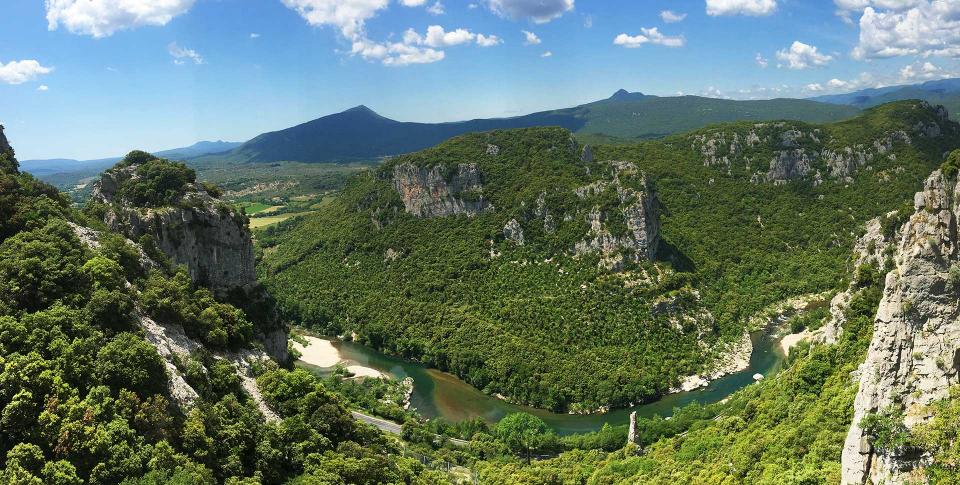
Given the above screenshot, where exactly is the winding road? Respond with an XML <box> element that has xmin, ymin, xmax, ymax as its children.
<box><xmin>351</xmin><ymin>411</ymin><xmax>470</xmax><ymax>447</ymax></box>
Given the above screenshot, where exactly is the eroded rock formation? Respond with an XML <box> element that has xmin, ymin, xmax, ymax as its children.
<box><xmin>841</xmin><ymin>169</ymin><xmax>960</xmax><ymax>483</ymax></box>
<box><xmin>392</xmin><ymin>162</ymin><xmax>492</xmax><ymax>218</ymax></box>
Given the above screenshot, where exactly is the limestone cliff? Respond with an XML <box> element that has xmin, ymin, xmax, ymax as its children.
<box><xmin>392</xmin><ymin>162</ymin><xmax>492</xmax><ymax>218</ymax></box>
<box><xmin>91</xmin><ymin>161</ymin><xmax>289</xmax><ymax>363</ymax></box>
<box><xmin>574</xmin><ymin>161</ymin><xmax>660</xmax><ymax>269</ymax></box>
<box><xmin>841</xmin><ymin>168</ymin><xmax>960</xmax><ymax>484</ymax></box>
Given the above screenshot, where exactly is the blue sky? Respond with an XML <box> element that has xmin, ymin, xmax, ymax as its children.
<box><xmin>1</xmin><ymin>0</ymin><xmax>959</xmax><ymax>160</ymax></box>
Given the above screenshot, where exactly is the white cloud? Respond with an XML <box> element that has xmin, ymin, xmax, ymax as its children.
<box><xmin>827</xmin><ymin>78</ymin><xmax>850</xmax><ymax>89</ymax></box>
<box><xmin>701</xmin><ymin>86</ymin><xmax>728</xmax><ymax>98</ymax></box>
<box><xmin>660</xmin><ymin>10</ymin><xmax>687</xmax><ymax>23</ymax></box>
<box><xmin>280</xmin><ymin>0</ymin><xmax>389</xmax><ymax>39</ymax></box>
<box><xmin>583</xmin><ymin>14</ymin><xmax>593</xmax><ymax>28</ymax></box>
<box><xmin>899</xmin><ymin>61</ymin><xmax>956</xmax><ymax>82</ymax></box>
<box><xmin>541</xmin><ymin>51</ymin><xmax>553</xmax><ymax>57</ymax></box>
<box><xmin>775</xmin><ymin>41</ymin><xmax>833</xmax><ymax>69</ymax></box>
<box><xmin>805</xmin><ymin>83</ymin><xmax>824</xmax><ymax>92</ymax></box>
<box><xmin>250</xmin><ymin>33</ymin><xmax>261</xmax><ymax>39</ymax></box>
<box><xmin>37</xmin><ymin>85</ymin><xmax>50</xmax><ymax>92</ymax></box>
<box><xmin>614</xmin><ymin>27</ymin><xmax>685</xmax><ymax>48</ymax></box>
<box><xmin>425</xmin><ymin>26</ymin><xmax>476</xmax><ymax>47</ymax></box>
<box><xmin>487</xmin><ymin>0</ymin><xmax>574</xmax><ymax>23</ymax></box>
<box><xmin>400</xmin><ymin>0</ymin><xmax>427</xmax><ymax>5</ymax></box>
<box><xmin>45</xmin><ymin>0</ymin><xmax>195</xmax><ymax>37</ymax></box>
<box><xmin>168</xmin><ymin>42</ymin><xmax>204</xmax><ymax>65</ymax></box>
<box><xmin>755</xmin><ymin>53</ymin><xmax>768</xmax><ymax>67</ymax></box>
<box><xmin>522</xmin><ymin>30</ymin><xmax>541</xmax><ymax>45</ymax></box>
<box><xmin>476</xmin><ymin>34</ymin><xmax>502</xmax><ymax>47</ymax></box>
<box><xmin>427</xmin><ymin>1</ymin><xmax>445</xmax><ymax>15</ymax></box>
<box><xmin>0</xmin><ymin>60</ymin><xmax>54</xmax><ymax>85</ymax></box>
<box><xmin>847</xmin><ymin>2</ymin><xmax>960</xmax><ymax>59</ymax></box>
<box><xmin>705</xmin><ymin>0</ymin><xmax>777</xmax><ymax>16</ymax></box>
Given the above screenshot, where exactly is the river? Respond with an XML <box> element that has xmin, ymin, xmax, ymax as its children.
<box><xmin>296</xmin><ymin>328</ymin><xmax>786</xmax><ymax>435</ymax></box>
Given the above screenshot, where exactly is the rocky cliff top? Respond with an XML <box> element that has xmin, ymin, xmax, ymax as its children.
<box><xmin>0</xmin><ymin>124</ymin><xmax>12</xmax><ymax>156</ymax></box>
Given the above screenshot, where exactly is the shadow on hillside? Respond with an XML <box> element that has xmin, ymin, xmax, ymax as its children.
<box><xmin>657</xmin><ymin>238</ymin><xmax>696</xmax><ymax>273</ymax></box>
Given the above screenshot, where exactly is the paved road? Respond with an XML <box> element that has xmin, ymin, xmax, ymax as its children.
<box><xmin>351</xmin><ymin>411</ymin><xmax>470</xmax><ymax>447</ymax></box>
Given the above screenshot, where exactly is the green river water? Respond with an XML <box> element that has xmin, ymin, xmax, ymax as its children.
<box><xmin>298</xmin><ymin>328</ymin><xmax>786</xmax><ymax>435</ymax></box>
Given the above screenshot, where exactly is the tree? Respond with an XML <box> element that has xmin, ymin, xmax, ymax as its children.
<box><xmin>495</xmin><ymin>412</ymin><xmax>549</xmax><ymax>463</ymax></box>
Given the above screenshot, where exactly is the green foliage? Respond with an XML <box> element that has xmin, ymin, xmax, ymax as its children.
<box><xmin>860</xmin><ymin>408</ymin><xmax>912</xmax><ymax>453</ymax></box>
<box><xmin>914</xmin><ymin>387</ymin><xmax>960</xmax><ymax>482</ymax></box>
<box><xmin>495</xmin><ymin>413</ymin><xmax>550</xmax><ymax>463</ymax></box>
<box><xmin>115</xmin><ymin>155</ymin><xmax>197</xmax><ymax>207</ymax></box>
<box><xmin>943</xmin><ymin>149</ymin><xmax>960</xmax><ymax>180</ymax></box>
<box><xmin>139</xmin><ymin>269</ymin><xmax>253</xmax><ymax>349</ymax></box>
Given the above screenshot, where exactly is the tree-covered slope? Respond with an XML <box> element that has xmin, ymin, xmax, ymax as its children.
<box><xmin>0</xmin><ymin>128</ymin><xmax>443</xmax><ymax>484</ymax></box>
<box><xmin>258</xmin><ymin>100</ymin><xmax>960</xmax><ymax>414</ymax></box>
<box><xmin>216</xmin><ymin>94</ymin><xmax>859</xmax><ymax>164</ymax></box>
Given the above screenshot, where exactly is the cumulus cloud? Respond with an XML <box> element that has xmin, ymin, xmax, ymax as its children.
<box><xmin>755</xmin><ymin>53</ymin><xmax>769</xmax><ymax>67</ymax></box>
<box><xmin>359</xmin><ymin>25</ymin><xmax>500</xmax><ymax>66</ymax></box>
<box><xmin>250</xmin><ymin>33</ymin><xmax>261</xmax><ymax>39</ymax></box>
<box><xmin>827</xmin><ymin>78</ymin><xmax>850</xmax><ymax>89</ymax></box>
<box><xmin>614</xmin><ymin>27</ymin><xmax>685</xmax><ymax>48</ymax></box>
<box><xmin>541</xmin><ymin>51</ymin><xmax>553</xmax><ymax>57</ymax></box>
<box><xmin>45</xmin><ymin>0</ymin><xmax>195</xmax><ymax>37</ymax></box>
<box><xmin>280</xmin><ymin>0</ymin><xmax>389</xmax><ymax>39</ymax></box>
<box><xmin>168</xmin><ymin>42</ymin><xmax>204</xmax><ymax>65</ymax></box>
<box><xmin>427</xmin><ymin>1</ymin><xmax>445</xmax><ymax>14</ymax></box>
<box><xmin>38</xmin><ymin>85</ymin><xmax>50</xmax><ymax>92</ymax></box>
<box><xmin>0</xmin><ymin>60</ymin><xmax>54</xmax><ymax>85</ymax></box>
<box><xmin>486</xmin><ymin>0</ymin><xmax>574</xmax><ymax>23</ymax></box>
<box><xmin>403</xmin><ymin>25</ymin><xmax>501</xmax><ymax>48</ymax></box>
<box><xmin>805</xmin><ymin>83</ymin><xmax>824</xmax><ymax>92</ymax></box>
<box><xmin>476</xmin><ymin>34</ymin><xmax>502</xmax><ymax>47</ymax></box>
<box><xmin>775</xmin><ymin>41</ymin><xmax>832</xmax><ymax>69</ymax></box>
<box><xmin>400</xmin><ymin>0</ymin><xmax>427</xmax><ymax>5</ymax></box>
<box><xmin>845</xmin><ymin>1</ymin><xmax>960</xmax><ymax>59</ymax></box>
<box><xmin>522</xmin><ymin>30</ymin><xmax>541</xmax><ymax>45</ymax></box>
<box><xmin>660</xmin><ymin>10</ymin><xmax>687</xmax><ymax>22</ymax></box>
<box><xmin>899</xmin><ymin>61</ymin><xmax>957</xmax><ymax>82</ymax></box>
<box><xmin>705</xmin><ymin>0</ymin><xmax>777</xmax><ymax>16</ymax></box>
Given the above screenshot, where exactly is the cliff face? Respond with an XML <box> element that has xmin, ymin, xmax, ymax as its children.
<box><xmin>91</xmin><ymin>162</ymin><xmax>288</xmax><ymax>363</ymax></box>
<box><xmin>842</xmin><ymin>169</ymin><xmax>960</xmax><ymax>484</ymax></box>
<box><xmin>574</xmin><ymin>161</ymin><xmax>660</xmax><ymax>269</ymax></box>
<box><xmin>392</xmin><ymin>162</ymin><xmax>492</xmax><ymax>218</ymax></box>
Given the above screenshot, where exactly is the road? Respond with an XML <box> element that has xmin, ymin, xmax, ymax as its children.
<box><xmin>351</xmin><ymin>411</ymin><xmax>470</xmax><ymax>447</ymax></box>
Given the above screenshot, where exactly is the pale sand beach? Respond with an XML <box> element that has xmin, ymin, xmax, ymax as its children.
<box><xmin>779</xmin><ymin>330</ymin><xmax>810</xmax><ymax>355</ymax></box>
<box><xmin>293</xmin><ymin>336</ymin><xmax>384</xmax><ymax>378</ymax></box>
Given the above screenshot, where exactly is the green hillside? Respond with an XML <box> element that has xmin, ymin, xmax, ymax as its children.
<box><xmin>258</xmin><ymin>100</ymin><xmax>959</xmax><ymax>413</ymax></box>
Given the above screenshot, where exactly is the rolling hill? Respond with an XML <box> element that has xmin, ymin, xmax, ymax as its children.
<box><xmin>213</xmin><ymin>92</ymin><xmax>860</xmax><ymax>164</ymax></box>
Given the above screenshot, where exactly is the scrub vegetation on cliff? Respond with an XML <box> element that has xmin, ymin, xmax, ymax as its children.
<box><xmin>259</xmin><ymin>100</ymin><xmax>960</xmax><ymax>413</ymax></box>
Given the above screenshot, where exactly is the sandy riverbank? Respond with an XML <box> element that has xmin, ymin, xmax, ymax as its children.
<box><xmin>293</xmin><ymin>336</ymin><xmax>384</xmax><ymax>378</ymax></box>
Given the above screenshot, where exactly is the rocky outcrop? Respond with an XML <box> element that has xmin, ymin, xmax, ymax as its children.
<box><xmin>670</xmin><ymin>330</ymin><xmax>752</xmax><ymax>393</ymax></box>
<box><xmin>693</xmin><ymin>103</ymin><xmax>955</xmax><ymax>186</ymax></box>
<box><xmin>574</xmin><ymin>163</ymin><xmax>660</xmax><ymax>269</ymax></box>
<box><xmin>581</xmin><ymin>145</ymin><xmax>593</xmax><ymax>163</ymax></box>
<box><xmin>91</xmin><ymin>162</ymin><xmax>289</xmax><ymax>363</ymax></box>
<box><xmin>392</xmin><ymin>162</ymin><xmax>492</xmax><ymax>218</ymax></box>
<box><xmin>503</xmin><ymin>219</ymin><xmax>524</xmax><ymax>245</ymax></box>
<box><xmin>0</xmin><ymin>125</ymin><xmax>12</xmax><ymax>156</ymax></box>
<box><xmin>841</xmin><ymin>169</ymin><xmax>960</xmax><ymax>484</ymax></box>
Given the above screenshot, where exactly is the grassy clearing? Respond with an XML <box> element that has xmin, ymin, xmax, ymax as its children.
<box><xmin>249</xmin><ymin>211</ymin><xmax>314</xmax><ymax>229</ymax></box>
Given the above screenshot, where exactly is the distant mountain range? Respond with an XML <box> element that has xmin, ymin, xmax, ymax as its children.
<box><xmin>810</xmin><ymin>78</ymin><xmax>960</xmax><ymax>116</ymax></box>
<box><xmin>212</xmin><ymin>91</ymin><xmax>860</xmax><ymax>164</ymax></box>
<box><xmin>20</xmin><ymin>140</ymin><xmax>241</xmax><ymax>182</ymax></box>
<box><xmin>26</xmin><ymin>78</ymin><xmax>960</xmax><ymax>177</ymax></box>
